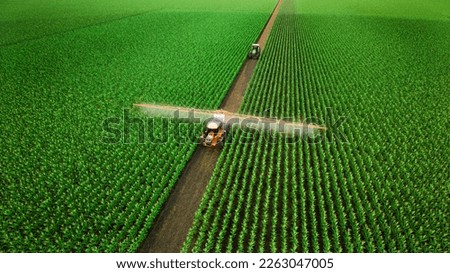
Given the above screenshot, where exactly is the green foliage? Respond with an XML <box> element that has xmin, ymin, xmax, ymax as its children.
<box><xmin>183</xmin><ymin>0</ymin><xmax>449</xmax><ymax>252</ymax></box>
<box><xmin>0</xmin><ymin>0</ymin><xmax>277</xmax><ymax>46</ymax></box>
<box><xmin>296</xmin><ymin>0</ymin><xmax>450</xmax><ymax>20</ymax></box>
<box><xmin>0</xmin><ymin>1</ymin><xmax>273</xmax><ymax>252</ymax></box>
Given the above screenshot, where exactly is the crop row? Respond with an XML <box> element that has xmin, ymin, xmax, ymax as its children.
<box><xmin>183</xmin><ymin>0</ymin><xmax>449</xmax><ymax>252</ymax></box>
<box><xmin>0</xmin><ymin>3</ymin><xmax>272</xmax><ymax>252</ymax></box>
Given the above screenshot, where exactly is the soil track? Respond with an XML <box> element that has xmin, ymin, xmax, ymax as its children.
<box><xmin>137</xmin><ymin>0</ymin><xmax>283</xmax><ymax>253</ymax></box>
<box><xmin>137</xmin><ymin>148</ymin><xmax>221</xmax><ymax>253</ymax></box>
<box><xmin>220</xmin><ymin>0</ymin><xmax>283</xmax><ymax>112</ymax></box>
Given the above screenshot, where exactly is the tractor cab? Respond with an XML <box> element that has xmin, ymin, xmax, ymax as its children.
<box><xmin>248</xmin><ymin>43</ymin><xmax>261</xmax><ymax>59</ymax></box>
<box><xmin>200</xmin><ymin>118</ymin><xmax>226</xmax><ymax>148</ymax></box>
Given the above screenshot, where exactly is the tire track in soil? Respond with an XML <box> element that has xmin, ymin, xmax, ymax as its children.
<box><xmin>137</xmin><ymin>0</ymin><xmax>283</xmax><ymax>253</ymax></box>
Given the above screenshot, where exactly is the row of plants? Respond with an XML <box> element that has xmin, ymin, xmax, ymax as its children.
<box><xmin>183</xmin><ymin>0</ymin><xmax>449</xmax><ymax>252</ymax></box>
<box><xmin>0</xmin><ymin>1</ymin><xmax>274</xmax><ymax>252</ymax></box>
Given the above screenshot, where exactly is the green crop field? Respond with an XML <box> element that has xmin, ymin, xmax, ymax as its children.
<box><xmin>1</xmin><ymin>0</ymin><xmax>448</xmax><ymax>254</ymax></box>
<box><xmin>183</xmin><ymin>0</ymin><xmax>449</xmax><ymax>252</ymax></box>
<box><xmin>0</xmin><ymin>0</ymin><xmax>275</xmax><ymax>252</ymax></box>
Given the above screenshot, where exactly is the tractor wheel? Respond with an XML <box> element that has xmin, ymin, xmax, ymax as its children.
<box><xmin>222</xmin><ymin>131</ymin><xmax>227</xmax><ymax>141</ymax></box>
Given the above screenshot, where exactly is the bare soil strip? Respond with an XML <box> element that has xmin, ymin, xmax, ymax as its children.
<box><xmin>219</xmin><ymin>60</ymin><xmax>258</xmax><ymax>112</ymax></box>
<box><xmin>137</xmin><ymin>0</ymin><xmax>283</xmax><ymax>253</ymax></box>
<box><xmin>220</xmin><ymin>0</ymin><xmax>283</xmax><ymax>112</ymax></box>
<box><xmin>137</xmin><ymin>148</ymin><xmax>221</xmax><ymax>253</ymax></box>
<box><xmin>257</xmin><ymin>0</ymin><xmax>283</xmax><ymax>51</ymax></box>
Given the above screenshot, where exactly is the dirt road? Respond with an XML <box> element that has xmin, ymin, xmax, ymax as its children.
<box><xmin>137</xmin><ymin>0</ymin><xmax>284</xmax><ymax>253</ymax></box>
<box><xmin>220</xmin><ymin>0</ymin><xmax>283</xmax><ymax>112</ymax></box>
